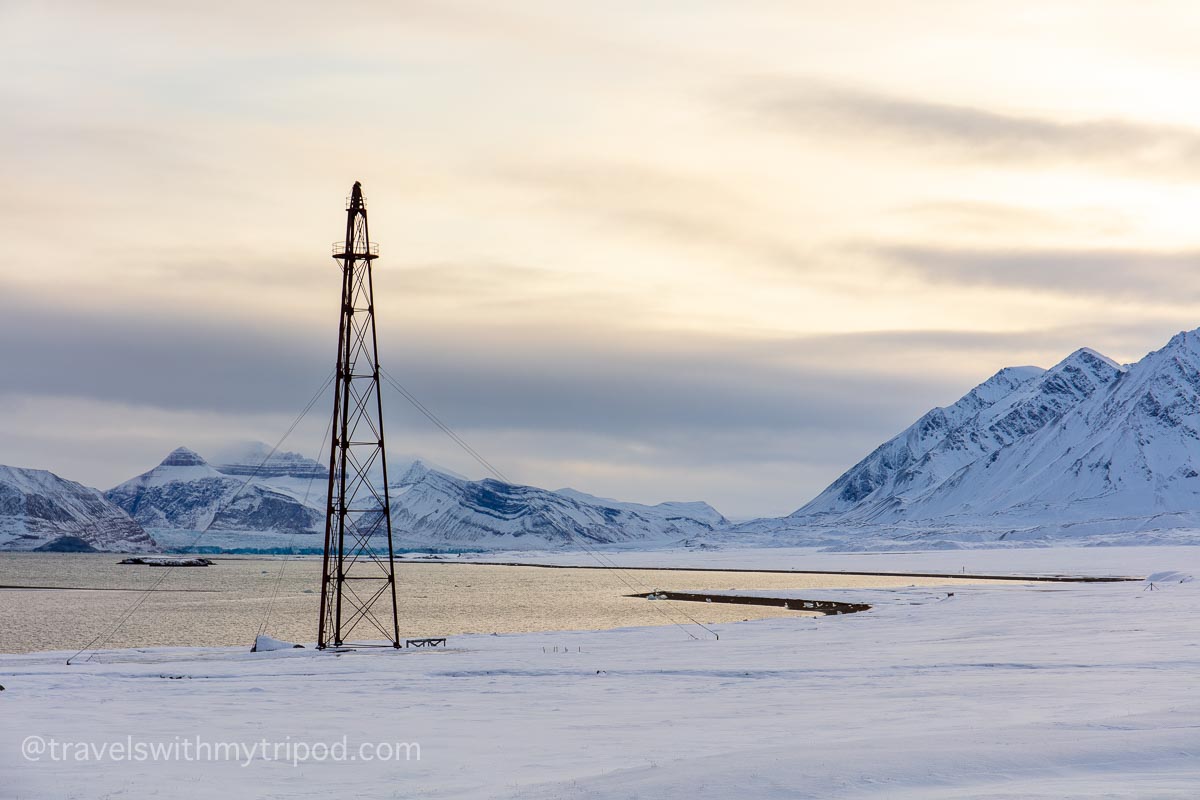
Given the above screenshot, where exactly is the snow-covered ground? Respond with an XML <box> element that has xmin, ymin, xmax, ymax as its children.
<box><xmin>2</xmin><ymin>546</ymin><xmax>1197</xmax><ymax>799</ymax></box>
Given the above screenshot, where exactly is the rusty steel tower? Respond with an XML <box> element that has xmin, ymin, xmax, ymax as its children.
<box><xmin>318</xmin><ymin>181</ymin><xmax>401</xmax><ymax>649</ymax></box>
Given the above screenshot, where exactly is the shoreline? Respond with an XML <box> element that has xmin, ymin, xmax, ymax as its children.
<box><xmin>421</xmin><ymin>558</ymin><xmax>1142</xmax><ymax>583</ymax></box>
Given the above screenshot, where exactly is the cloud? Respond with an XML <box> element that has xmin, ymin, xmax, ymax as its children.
<box><xmin>0</xmin><ymin>284</ymin><xmax>982</xmax><ymax>511</ymax></box>
<box><xmin>868</xmin><ymin>243</ymin><xmax>1200</xmax><ymax>303</ymax></box>
<box><xmin>738</xmin><ymin>79</ymin><xmax>1200</xmax><ymax>177</ymax></box>
<box><xmin>4</xmin><ymin>274</ymin><xmax>1192</xmax><ymax>515</ymax></box>
<box><xmin>0</xmin><ymin>282</ymin><xmax>944</xmax><ymax>431</ymax></box>
<box><xmin>885</xmin><ymin>201</ymin><xmax>1135</xmax><ymax>239</ymax></box>
<box><xmin>494</xmin><ymin>162</ymin><xmax>823</xmax><ymax>276</ymax></box>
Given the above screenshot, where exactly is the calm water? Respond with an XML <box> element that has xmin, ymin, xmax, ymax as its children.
<box><xmin>0</xmin><ymin>554</ymin><xmax>981</xmax><ymax>654</ymax></box>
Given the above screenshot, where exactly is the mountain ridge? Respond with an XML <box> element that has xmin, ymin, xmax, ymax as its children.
<box><xmin>103</xmin><ymin>448</ymin><xmax>727</xmax><ymax>549</ymax></box>
<box><xmin>752</xmin><ymin>326</ymin><xmax>1200</xmax><ymax>546</ymax></box>
<box><xmin>0</xmin><ymin>465</ymin><xmax>155</xmax><ymax>552</ymax></box>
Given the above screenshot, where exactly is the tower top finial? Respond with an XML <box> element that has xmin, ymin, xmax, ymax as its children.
<box><xmin>332</xmin><ymin>181</ymin><xmax>378</xmax><ymax>259</ymax></box>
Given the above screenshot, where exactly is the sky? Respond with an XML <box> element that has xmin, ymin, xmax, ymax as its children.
<box><xmin>4</xmin><ymin>1</ymin><xmax>1200</xmax><ymax>518</ymax></box>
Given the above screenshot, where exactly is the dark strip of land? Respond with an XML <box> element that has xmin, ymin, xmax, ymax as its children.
<box><xmin>630</xmin><ymin>590</ymin><xmax>871</xmax><ymax>615</ymax></box>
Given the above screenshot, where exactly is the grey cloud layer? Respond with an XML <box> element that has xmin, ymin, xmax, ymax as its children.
<box><xmin>4</xmin><ymin>279</ymin><xmax>1191</xmax><ymax>515</ymax></box>
<box><xmin>0</xmin><ymin>289</ymin><xmax>944</xmax><ymax>433</ymax></box>
<box><xmin>872</xmin><ymin>244</ymin><xmax>1200</xmax><ymax>302</ymax></box>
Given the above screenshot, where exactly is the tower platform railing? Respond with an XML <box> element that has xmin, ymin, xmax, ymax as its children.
<box><xmin>331</xmin><ymin>240</ymin><xmax>379</xmax><ymax>260</ymax></box>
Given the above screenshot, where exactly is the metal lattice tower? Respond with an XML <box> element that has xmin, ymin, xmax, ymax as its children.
<box><xmin>318</xmin><ymin>181</ymin><xmax>401</xmax><ymax>650</ymax></box>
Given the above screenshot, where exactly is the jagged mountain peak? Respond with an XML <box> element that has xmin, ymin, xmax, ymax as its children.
<box><xmin>396</xmin><ymin>459</ymin><xmax>435</xmax><ymax>484</ymax></box>
<box><xmin>790</xmin><ymin>361</ymin><xmax>1048</xmax><ymax>516</ymax></box>
<box><xmin>1066</xmin><ymin>347</ymin><xmax>1124</xmax><ymax>372</ymax></box>
<box><xmin>1160</xmin><ymin>326</ymin><xmax>1200</xmax><ymax>354</ymax></box>
<box><xmin>963</xmin><ymin>364</ymin><xmax>1046</xmax><ymax>408</ymax></box>
<box><xmin>992</xmin><ymin>346</ymin><xmax>1124</xmax><ymax>417</ymax></box>
<box><xmin>792</xmin><ymin>338</ymin><xmax>1131</xmax><ymax>521</ymax></box>
<box><xmin>1121</xmin><ymin>327</ymin><xmax>1200</xmax><ymax>386</ymax></box>
<box><xmin>213</xmin><ymin>442</ymin><xmax>327</xmax><ymax>480</ymax></box>
<box><xmin>388</xmin><ymin>456</ymin><xmax>470</xmax><ymax>482</ymax></box>
<box><xmin>160</xmin><ymin>447</ymin><xmax>208</xmax><ymax>467</ymax></box>
<box><xmin>119</xmin><ymin>449</ymin><xmax>224</xmax><ymax>490</ymax></box>
<box><xmin>0</xmin><ymin>463</ymin><xmax>62</xmax><ymax>489</ymax></box>
<box><xmin>781</xmin><ymin>325</ymin><xmax>1200</xmax><ymax>538</ymax></box>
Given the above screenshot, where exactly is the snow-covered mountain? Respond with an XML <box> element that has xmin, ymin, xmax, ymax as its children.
<box><xmin>748</xmin><ymin>327</ymin><xmax>1200</xmax><ymax>545</ymax></box>
<box><xmin>390</xmin><ymin>461</ymin><xmax>727</xmax><ymax>546</ymax></box>
<box><xmin>214</xmin><ymin>442</ymin><xmax>327</xmax><ymax>480</ymax></box>
<box><xmin>106</xmin><ymin>447</ymin><xmax>325</xmax><ymax>533</ymax></box>
<box><xmin>0</xmin><ymin>465</ymin><xmax>155</xmax><ymax>551</ymax></box>
<box><xmin>105</xmin><ymin>448</ymin><xmax>727</xmax><ymax>549</ymax></box>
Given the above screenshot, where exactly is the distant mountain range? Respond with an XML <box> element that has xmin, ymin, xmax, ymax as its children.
<box><xmin>11</xmin><ymin>326</ymin><xmax>1200</xmax><ymax>552</ymax></box>
<box><xmin>0</xmin><ymin>445</ymin><xmax>727</xmax><ymax>552</ymax></box>
<box><xmin>388</xmin><ymin>461</ymin><xmax>727</xmax><ymax>546</ymax></box>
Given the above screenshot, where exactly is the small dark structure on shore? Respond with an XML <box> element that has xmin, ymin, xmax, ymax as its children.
<box><xmin>632</xmin><ymin>590</ymin><xmax>871</xmax><ymax>615</ymax></box>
